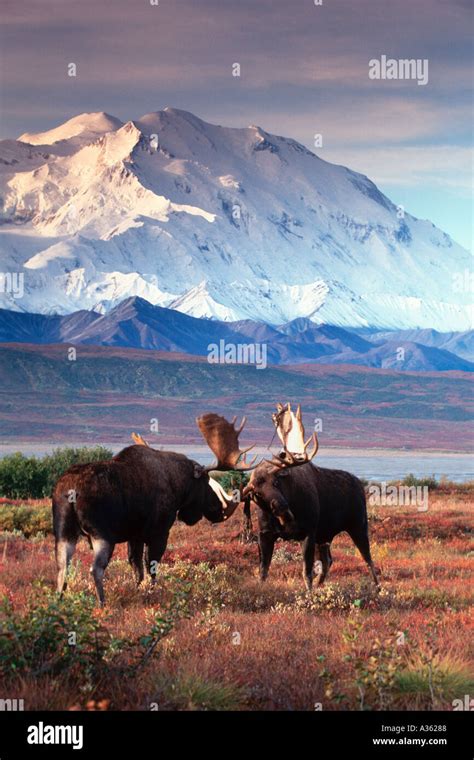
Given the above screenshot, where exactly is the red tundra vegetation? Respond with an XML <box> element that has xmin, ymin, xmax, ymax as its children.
<box><xmin>0</xmin><ymin>484</ymin><xmax>472</xmax><ymax>711</ymax></box>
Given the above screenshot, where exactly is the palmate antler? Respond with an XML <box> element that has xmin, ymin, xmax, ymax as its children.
<box><xmin>267</xmin><ymin>436</ymin><xmax>318</xmax><ymax>469</ymax></box>
<box><xmin>131</xmin><ymin>432</ymin><xmax>150</xmax><ymax>447</ymax></box>
<box><xmin>196</xmin><ymin>413</ymin><xmax>258</xmax><ymax>471</ymax></box>
<box><xmin>267</xmin><ymin>402</ymin><xmax>318</xmax><ymax>469</ymax></box>
<box><xmin>272</xmin><ymin>402</ymin><xmax>306</xmax><ymax>453</ymax></box>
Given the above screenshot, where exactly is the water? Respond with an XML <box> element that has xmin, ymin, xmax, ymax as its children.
<box><xmin>314</xmin><ymin>453</ymin><xmax>473</xmax><ymax>483</ymax></box>
<box><xmin>0</xmin><ymin>443</ymin><xmax>472</xmax><ymax>482</ymax></box>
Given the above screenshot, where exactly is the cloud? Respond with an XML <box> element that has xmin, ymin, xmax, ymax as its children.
<box><xmin>1</xmin><ymin>0</ymin><xmax>471</xmax><ymax>216</ymax></box>
<box><xmin>322</xmin><ymin>145</ymin><xmax>473</xmax><ymax>193</ymax></box>
<box><xmin>267</xmin><ymin>98</ymin><xmax>466</xmax><ymax>148</ymax></box>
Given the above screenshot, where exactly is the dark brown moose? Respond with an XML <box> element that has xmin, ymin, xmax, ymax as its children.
<box><xmin>242</xmin><ymin>403</ymin><xmax>379</xmax><ymax>590</ymax></box>
<box><xmin>52</xmin><ymin>413</ymin><xmax>255</xmax><ymax>605</ymax></box>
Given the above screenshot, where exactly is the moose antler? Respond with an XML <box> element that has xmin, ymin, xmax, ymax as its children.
<box><xmin>196</xmin><ymin>413</ymin><xmax>257</xmax><ymax>471</ymax></box>
<box><xmin>267</xmin><ymin>402</ymin><xmax>318</xmax><ymax>469</ymax></box>
<box><xmin>131</xmin><ymin>432</ymin><xmax>150</xmax><ymax>447</ymax></box>
<box><xmin>272</xmin><ymin>402</ymin><xmax>307</xmax><ymax>453</ymax></box>
<box><xmin>267</xmin><ymin>435</ymin><xmax>318</xmax><ymax>469</ymax></box>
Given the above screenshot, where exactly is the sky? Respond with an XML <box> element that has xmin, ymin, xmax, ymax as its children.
<box><xmin>1</xmin><ymin>0</ymin><xmax>472</xmax><ymax>248</ymax></box>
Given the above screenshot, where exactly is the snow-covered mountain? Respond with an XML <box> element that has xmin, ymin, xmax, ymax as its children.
<box><xmin>0</xmin><ymin>108</ymin><xmax>472</xmax><ymax>330</ymax></box>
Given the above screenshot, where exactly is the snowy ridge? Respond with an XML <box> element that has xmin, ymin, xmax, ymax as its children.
<box><xmin>0</xmin><ymin>108</ymin><xmax>472</xmax><ymax>330</ymax></box>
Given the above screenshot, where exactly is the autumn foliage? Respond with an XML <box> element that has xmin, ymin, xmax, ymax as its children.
<box><xmin>0</xmin><ymin>486</ymin><xmax>472</xmax><ymax>711</ymax></box>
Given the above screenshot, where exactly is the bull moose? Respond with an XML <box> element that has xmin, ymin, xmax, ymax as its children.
<box><xmin>52</xmin><ymin>414</ymin><xmax>255</xmax><ymax>605</ymax></box>
<box><xmin>242</xmin><ymin>403</ymin><xmax>379</xmax><ymax>591</ymax></box>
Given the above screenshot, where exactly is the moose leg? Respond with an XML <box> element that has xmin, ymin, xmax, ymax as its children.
<box><xmin>91</xmin><ymin>538</ymin><xmax>115</xmax><ymax>606</ymax></box>
<box><xmin>144</xmin><ymin>545</ymin><xmax>150</xmax><ymax>577</ymax></box>
<box><xmin>258</xmin><ymin>531</ymin><xmax>276</xmax><ymax>581</ymax></box>
<box><xmin>302</xmin><ymin>536</ymin><xmax>317</xmax><ymax>591</ymax></box>
<box><xmin>348</xmin><ymin>528</ymin><xmax>380</xmax><ymax>587</ymax></box>
<box><xmin>240</xmin><ymin>498</ymin><xmax>254</xmax><ymax>544</ymax></box>
<box><xmin>56</xmin><ymin>537</ymin><xmax>78</xmax><ymax>595</ymax></box>
<box><xmin>146</xmin><ymin>531</ymin><xmax>170</xmax><ymax>584</ymax></box>
<box><xmin>127</xmin><ymin>541</ymin><xmax>144</xmax><ymax>586</ymax></box>
<box><xmin>316</xmin><ymin>543</ymin><xmax>333</xmax><ymax>587</ymax></box>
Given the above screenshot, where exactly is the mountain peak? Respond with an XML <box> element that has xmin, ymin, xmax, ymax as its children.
<box><xmin>279</xmin><ymin>317</ymin><xmax>316</xmax><ymax>334</ymax></box>
<box><xmin>137</xmin><ymin>107</ymin><xmax>209</xmax><ymax>131</ymax></box>
<box><xmin>163</xmin><ymin>106</ymin><xmax>197</xmax><ymax>118</ymax></box>
<box><xmin>18</xmin><ymin>112</ymin><xmax>123</xmax><ymax>146</ymax></box>
<box><xmin>1</xmin><ymin>108</ymin><xmax>471</xmax><ymax>330</ymax></box>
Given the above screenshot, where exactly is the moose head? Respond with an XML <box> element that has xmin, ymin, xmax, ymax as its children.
<box><xmin>243</xmin><ymin>403</ymin><xmax>318</xmax><ymax>530</ymax></box>
<box><xmin>132</xmin><ymin>412</ymin><xmax>257</xmax><ymax>524</ymax></box>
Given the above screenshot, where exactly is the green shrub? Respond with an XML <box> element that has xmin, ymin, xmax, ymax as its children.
<box><xmin>438</xmin><ymin>478</ymin><xmax>474</xmax><ymax>493</ymax></box>
<box><xmin>0</xmin><ymin>503</ymin><xmax>52</xmax><ymax>536</ymax></box>
<box><xmin>402</xmin><ymin>473</ymin><xmax>438</xmax><ymax>489</ymax></box>
<box><xmin>0</xmin><ymin>588</ymin><xmax>109</xmax><ymax>682</ymax></box>
<box><xmin>0</xmin><ymin>453</ymin><xmax>48</xmax><ymax>500</ymax></box>
<box><xmin>0</xmin><ymin>579</ymin><xmax>192</xmax><ymax>688</ymax></box>
<box><xmin>0</xmin><ymin>446</ymin><xmax>112</xmax><ymax>499</ymax></box>
<box><xmin>41</xmin><ymin>446</ymin><xmax>113</xmax><ymax>496</ymax></box>
<box><xmin>156</xmin><ymin>561</ymin><xmax>237</xmax><ymax>614</ymax></box>
<box><xmin>272</xmin><ymin>581</ymin><xmax>384</xmax><ymax>614</ymax></box>
<box><xmin>152</xmin><ymin>673</ymin><xmax>246</xmax><ymax>710</ymax></box>
<box><xmin>342</xmin><ymin>617</ymin><xmax>405</xmax><ymax>711</ymax></box>
<box><xmin>395</xmin><ymin>659</ymin><xmax>474</xmax><ymax>703</ymax></box>
<box><xmin>212</xmin><ymin>471</ymin><xmax>249</xmax><ymax>493</ymax></box>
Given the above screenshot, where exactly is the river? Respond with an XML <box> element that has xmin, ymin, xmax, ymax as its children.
<box><xmin>0</xmin><ymin>443</ymin><xmax>472</xmax><ymax>482</ymax></box>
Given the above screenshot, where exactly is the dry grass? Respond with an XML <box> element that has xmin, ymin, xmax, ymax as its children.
<box><xmin>0</xmin><ymin>488</ymin><xmax>473</xmax><ymax>711</ymax></box>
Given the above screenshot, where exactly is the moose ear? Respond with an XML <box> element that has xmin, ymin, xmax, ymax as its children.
<box><xmin>193</xmin><ymin>464</ymin><xmax>205</xmax><ymax>479</ymax></box>
<box><xmin>276</xmin><ymin>402</ymin><xmax>284</xmax><ymax>412</ymax></box>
